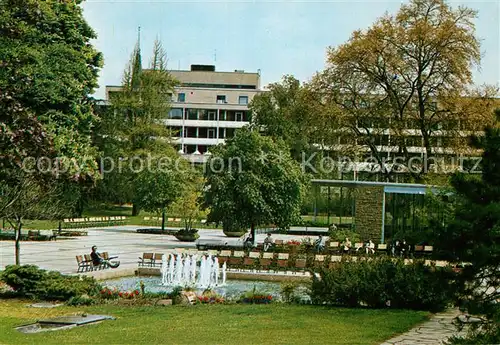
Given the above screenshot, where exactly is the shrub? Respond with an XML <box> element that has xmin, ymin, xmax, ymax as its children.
<box><xmin>310</xmin><ymin>257</ymin><xmax>458</xmax><ymax>312</ymax></box>
<box><xmin>328</xmin><ymin>228</ymin><xmax>361</xmax><ymax>243</ymax></box>
<box><xmin>280</xmin><ymin>281</ymin><xmax>300</xmax><ymax>303</ymax></box>
<box><xmin>447</xmin><ymin>322</ymin><xmax>500</xmax><ymax>345</ymax></box>
<box><xmin>239</xmin><ymin>287</ymin><xmax>273</xmax><ymax>304</ymax></box>
<box><xmin>1</xmin><ymin>265</ymin><xmax>101</xmax><ymax>301</ymax></box>
<box><xmin>66</xmin><ymin>295</ymin><xmax>95</xmax><ymax>306</ymax></box>
<box><xmin>301</xmin><ymin>220</ymin><xmax>330</xmax><ymax>227</ymax></box>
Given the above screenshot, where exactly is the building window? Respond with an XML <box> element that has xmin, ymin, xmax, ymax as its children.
<box><xmin>185</xmin><ymin>145</ymin><xmax>196</xmax><ymax>154</ymax></box>
<box><xmin>208</xmin><ymin>111</ymin><xmax>216</xmax><ymax>121</ymax></box>
<box><xmin>177</xmin><ymin>93</ymin><xmax>185</xmax><ymax>102</ymax></box>
<box><xmin>236</xmin><ymin>112</ymin><xmax>243</xmax><ymax>121</ymax></box>
<box><xmin>185</xmin><ymin>109</ymin><xmax>198</xmax><ymax>120</ymax></box>
<box><xmin>218</xmin><ymin>128</ymin><xmax>225</xmax><ymax>138</ymax></box>
<box><xmin>216</xmin><ymin>95</ymin><xmax>227</xmax><ymax>104</ymax></box>
<box><xmin>167</xmin><ymin>126</ymin><xmax>182</xmax><ymax>137</ymax></box>
<box><xmin>219</xmin><ymin>110</ymin><xmax>227</xmax><ymax>121</ymax></box>
<box><xmin>208</xmin><ymin>128</ymin><xmax>216</xmax><ymax>139</ymax></box>
<box><xmin>238</xmin><ymin>96</ymin><xmax>248</xmax><ymax>105</ymax></box>
<box><xmin>185</xmin><ymin>127</ymin><xmax>197</xmax><ymax>138</ymax></box>
<box><xmin>168</xmin><ymin>108</ymin><xmax>183</xmax><ymax>119</ymax></box>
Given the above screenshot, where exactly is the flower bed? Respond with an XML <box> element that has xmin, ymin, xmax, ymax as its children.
<box><xmin>196</xmin><ymin>295</ymin><xmax>225</xmax><ymax>304</ymax></box>
<box><xmin>241</xmin><ymin>295</ymin><xmax>273</xmax><ymax>304</ymax></box>
<box><xmin>100</xmin><ymin>287</ymin><xmax>140</xmax><ymax>300</ymax></box>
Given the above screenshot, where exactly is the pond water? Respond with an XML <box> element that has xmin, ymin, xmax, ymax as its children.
<box><xmin>102</xmin><ymin>276</ymin><xmax>284</xmax><ymax>300</ymax></box>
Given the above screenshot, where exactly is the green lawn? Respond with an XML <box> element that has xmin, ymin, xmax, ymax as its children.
<box><xmin>0</xmin><ymin>300</ymin><xmax>428</xmax><ymax>345</ymax></box>
<box><xmin>4</xmin><ymin>203</ymin><xmax>354</xmax><ymax>231</ymax></box>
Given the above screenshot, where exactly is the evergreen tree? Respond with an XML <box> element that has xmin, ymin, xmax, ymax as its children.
<box><xmin>439</xmin><ymin>109</ymin><xmax>500</xmax><ymax>344</ymax></box>
<box><xmin>97</xmin><ymin>38</ymin><xmax>178</xmax><ymax>215</ymax></box>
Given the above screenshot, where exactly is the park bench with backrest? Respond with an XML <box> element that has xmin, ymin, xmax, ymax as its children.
<box><xmin>153</xmin><ymin>253</ymin><xmax>164</xmax><ymax>267</ymax></box>
<box><xmin>243</xmin><ymin>251</ymin><xmax>260</xmax><ymax>269</ymax></box>
<box><xmin>294</xmin><ymin>258</ymin><xmax>307</xmax><ymax>272</ymax></box>
<box><xmin>138</xmin><ymin>253</ymin><xmax>154</xmax><ymax>267</ymax></box>
<box><xmin>314</xmin><ymin>255</ymin><xmax>326</xmax><ymax>269</ymax></box>
<box><xmin>277</xmin><ymin>253</ymin><xmax>289</xmax><ymax>271</ymax></box>
<box><xmin>259</xmin><ymin>252</ymin><xmax>274</xmax><ymax>271</ymax></box>
<box><xmin>76</xmin><ymin>251</ymin><xmax>117</xmax><ymax>272</ymax></box>
<box><xmin>63</xmin><ymin>216</ymin><xmax>126</xmax><ymax>229</ymax></box>
<box><xmin>76</xmin><ymin>255</ymin><xmax>91</xmax><ymax>272</ymax></box>
<box><xmin>228</xmin><ymin>251</ymin><xmax>245</xmax><ymax>269</ymax></box>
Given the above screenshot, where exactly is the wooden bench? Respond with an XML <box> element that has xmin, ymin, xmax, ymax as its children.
<box><xmin>76</xmin><ymin>255</ymin><xmax>91</xmax><ymax>272</ymax></box>
<box><xmin>76</xmin><ymin>252</ymin><xmax>117</xmax><ymax>272</ymax></box>
<box><xmin>138</xmin><ymin>253</ymin><xmax>154</xmax><ymax>267</ymax></box>
<box><xmin>294</xmin><ymin>258</ymin><xmax>307</xmax><ymax>272</ymax></box>
<box><xmin>63</xmin><ymin>216</ymin><xmax>127</xmax><ymax>229</ymax></box>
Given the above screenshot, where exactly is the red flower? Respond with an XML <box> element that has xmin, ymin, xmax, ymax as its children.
<box><xmin>119</xmin><ymin>292</ymin><xmax>123</xmax><ymax>297</ymax></box>
<box><xmin>267</xmin><ymin>295</ymin><xmax>272</xmax><ymax>300</ymax></box>
<box><xmin>134</xmin><ymin>290</ymin><xmax>140</xmax><ymax>295</ymax></box>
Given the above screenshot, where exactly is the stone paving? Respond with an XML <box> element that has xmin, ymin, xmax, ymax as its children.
<box><xmin>0</xmin><ymin>226</ymin><xmax>315</xmax><ymax>274</ymax></box>
<box><xmin>381</xmin><ymin>308</ymin><xmax>467</xmax><ymax>345</ymax></box>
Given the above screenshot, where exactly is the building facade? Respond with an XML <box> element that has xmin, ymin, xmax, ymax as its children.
<box><xmin>106</xmin><ymin>64</ymin><xmax>261</xmax><ymax>163</ymax></box>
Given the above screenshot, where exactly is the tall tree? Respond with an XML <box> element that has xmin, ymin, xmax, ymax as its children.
<box><xmin>98</xmin><ymin>39</ymin><xmax>179</xmax><ymax>215</ymax></box>
<box><xmin>314</xmin><ymin>0</ymin><xmax>498</xmax><ymax>181</ymax></box>
<box><xmin>0</xmin><ymin>177</ymin><xmax>75</xmax><ymax>264</ymax></box>
<box><xmin>133</xmin><ymin>148</ymin><xmax>192</xmax><ymax>231</ymax></box>
<box><xmin>204</xmin><ymin>127</ymin><xmax>305</xmax><ymax>243</ymax></box>
<box><xmin>250</xmin><ymin>75</ymin><xmax>351</xmax><ymax>178</ymax></box>
<box><xmin>0</xmin><ymin>0</ymin><xmax>102</xmax><ymax>180</ymax></box>
<box><xmin>436</xmin><ymin>109</ymin><xmax>500</xmax><ymax>343</ymax></box>
<box><xmin>0</xmin><ymin>0</ymin><xmax>103</xmax><ymax>263</ymax></box>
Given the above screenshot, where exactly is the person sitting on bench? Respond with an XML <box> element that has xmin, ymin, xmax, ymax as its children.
<box><xmin>314</xmin><ymin>235</ymin><xmax>325</xmax><ymax>253</ymax></box>
<box><xmin>263</xmin><ymin>233</ymin><xmax>274</xmax><ymax>251</ymax></box>
<box><xmin>90</xmin><ymin>246</ymin><xmax>120</xmax><ymax>268</ymax></box>
<box><xmin>244</xmin><ymin>232</ymin><xmax>254</xmax><ymax>250</ymax></box>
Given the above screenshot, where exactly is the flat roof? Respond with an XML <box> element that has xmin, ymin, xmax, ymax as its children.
<box><xmin>311</xmin><ymin>179</ymin><xmax>441</xmax><ymax>195</ymax></box>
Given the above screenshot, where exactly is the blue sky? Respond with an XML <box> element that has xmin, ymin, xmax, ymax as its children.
<box><xmin>82</xmin><ymin>0</ymin><xmax>499</xmax><ymax>100</ymax></box>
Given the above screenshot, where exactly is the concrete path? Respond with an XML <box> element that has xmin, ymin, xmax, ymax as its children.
<box><xmin>0</xmin><ymin>226</ymin><xmax>318</xmax><ymax>274</ymax></box>
<box><xmin>382</xmin><ymin>309</ymin><xmax>466</xmax><ymax>345</ymax></box>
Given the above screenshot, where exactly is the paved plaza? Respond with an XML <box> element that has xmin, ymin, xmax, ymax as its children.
<box><xmin>0</xmin><ymin>226</ymin><xmax>310</xmax><ymax>274</ymax></box>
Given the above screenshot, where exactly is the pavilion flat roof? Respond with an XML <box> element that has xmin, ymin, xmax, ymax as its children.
<box><xmin>310</xmin><ymin>179</ymin><xmax>441</xmax><ymax>195</ymax></box>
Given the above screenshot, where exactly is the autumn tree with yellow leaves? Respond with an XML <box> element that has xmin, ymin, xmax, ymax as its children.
<box><xmin>314</xmin><ymin>0</ymin><xmax>498</xmax><ymax>181</ymax></box>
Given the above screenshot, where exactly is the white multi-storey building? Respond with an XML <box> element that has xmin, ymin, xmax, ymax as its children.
<box><xmin>167</xmin><ymin>65</ymin><xmax>261</xmax><ymax>163</ymax></box>
<box><xmin>106</xmin><ymin>64</ymin><xmax>261</xmax><ymax>163</ymax></box>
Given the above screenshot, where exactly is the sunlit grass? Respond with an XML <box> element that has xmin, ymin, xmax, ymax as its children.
<box><xmin>0</xmin><ymin>299</ymin><xmax>428</xmax><ymax>345</ymax></box>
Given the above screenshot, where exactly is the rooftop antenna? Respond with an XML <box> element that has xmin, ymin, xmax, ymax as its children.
<box><xmin>214</xmin><ymin>49</ymin><xmax>217</xmax><ymax>63</ymax></box>
<box><xmin>137</xmin><ymin>26</ymin><xmax>141</xmax><ymax>48</ymax></box>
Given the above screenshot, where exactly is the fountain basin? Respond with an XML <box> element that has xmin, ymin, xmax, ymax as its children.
<box><xmin>103</xmin><ymin>276</ymin><xmax>283</xmax><ymax>300</ymax></box>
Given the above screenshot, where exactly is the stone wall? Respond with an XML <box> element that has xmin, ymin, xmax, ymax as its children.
<box><xmin>354</xmin><ymin>186</ymin><xmax>384</xmax><ymax>243</ymax></box>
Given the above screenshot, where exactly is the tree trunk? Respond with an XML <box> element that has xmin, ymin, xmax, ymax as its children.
<box><xmin>75</xmin><ymin>197</ymin><xmax>84</xmax><ymax>217</ymax></box>
<box><xmin>161</xmin><ymin>208</ymin><xmax>165</xmax><ymax>231</ymax></box>
<box><xmin>132</xmin><ymin>203</ymin><xmax>140</xmax><ymax>216</ymax></box>
<box><xmin>251</xmin><ymin>223</ymin><xmax>256</xmax><ymax>245</ymax></box>
<box><xmin>15</xmin><ymin>219</ymin><xmax>21</xmax><ymax>265</ymax></box>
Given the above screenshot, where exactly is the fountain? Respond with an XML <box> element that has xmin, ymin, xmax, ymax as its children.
<box><xmin>160</xmin><ymin>253</ymin><xmax>226</xmax><ymax>288</ymax></box>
